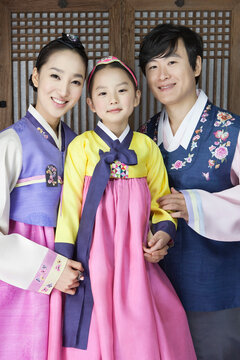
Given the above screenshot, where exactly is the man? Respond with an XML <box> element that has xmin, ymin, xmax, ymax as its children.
<box><xmin>139</xmin><ymin>23</ymin><xmax>240</xmax><ymax>360</ymax></box>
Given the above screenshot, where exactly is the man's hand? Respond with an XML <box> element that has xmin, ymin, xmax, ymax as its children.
<box><xmin>158</xmin><ymin>187</ymin><xmax>189</xmax><ymax>222</ymax></box>
<box><xmin>54</xmin><ymin>259</ymin><xmax>84</xmax><ymax>295</ymax></box>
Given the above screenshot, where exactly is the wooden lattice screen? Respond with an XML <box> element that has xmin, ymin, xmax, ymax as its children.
<box><xmin>134</xmin><ymin>10</ymin><xmax>231</xmax><ymax>129</ymax></box>
<box><xmin>11</xmin><ymin>11</ymin><xmax>110</xmax><ymax>133</ymax></box>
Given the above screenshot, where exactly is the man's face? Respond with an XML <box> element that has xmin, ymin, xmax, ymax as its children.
<box><xmin>145</xmin><ymin>38</ymin><xmax>201</xmax><ymax>110</ymax></box>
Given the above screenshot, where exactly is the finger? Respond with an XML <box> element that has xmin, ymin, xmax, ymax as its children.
<box><xmin>170</xmin><ymin>211</ymin><xmax>184</xmax><ymax>219</ymax></box>
<box><xmin>65</xmin><ymin>288</ymin><xmax>77</xmax><ymax>295</ymax></box>
<box><xmin>152</xmin><ymin>246</ymin><xmax>169</xmax><ymax>256</ymax></box>
<box><xmin>68</xmin><ymin>259</ymin><xmax>84</xmax><ymax>272</ymax></box>
<box><xmin>143</xmin><ymin>245</ymin><xmax>153</xmax><ymax>254</ymax></box>
<box><xmin>144</xmin><ymin>253</ymin><xmax>164</xmax><ymax>263</ymax></box>
<box><xmin>171</xmin><ymin>187</ymin><xmax>180</xmax><ymax>194</ymax></box>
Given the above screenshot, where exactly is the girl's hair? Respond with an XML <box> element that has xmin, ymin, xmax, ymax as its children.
<box><xmin>29</xmin><ymin>33</ymin><xmax>88</xmax><ymax>92</ymax></box>
<box><xmin>87</xmin><ymin>56</ymin><xmax>138</xmax><ymax>97</ymax></box>
<box><xmin>139</xmin><ymin>23</ymin><xmax>203</xmax><ymax>84</ymax></box>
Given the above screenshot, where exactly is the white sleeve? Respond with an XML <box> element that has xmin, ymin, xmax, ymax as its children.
<box><xmin>0</xmin><ymin>129</ymin><xmax>67</xmax><ymax>293</ymax></box>
<box><xmin>182</xmin><ymin>132</ymin><xmax>240</xmax><ymax>242</ymax></box>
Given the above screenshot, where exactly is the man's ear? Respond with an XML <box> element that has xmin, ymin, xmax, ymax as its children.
<box><xmin>86</xmin><ymin>97</ymin><xmax>96</xmax><ymax>113</ymax></box>
<box><xmin>134</xmin><ymin>89</ymin><xmax>141</xmax><ymax>108</ymax></box>
<box><xmin>32</xmin><ymin>67</ymin><xmax>39</xmax><ymax>89</ymax></box>
<box><xmin>194</xmin><ymin>56</ymin><xmax>202</xmax><ymax>78</ymax></box>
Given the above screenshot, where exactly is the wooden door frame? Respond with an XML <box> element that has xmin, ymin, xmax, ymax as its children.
<box><xmin>0</xmin><ymin>0</ymin><xmax>121</xmax><ymax>130</ymax></box>
<box><xmin>122</xmin><ymin>0</ymin><xmax>240</xmax><ymax>115</ymax></box>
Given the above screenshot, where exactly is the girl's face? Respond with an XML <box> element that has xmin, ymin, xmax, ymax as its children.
<box><xmin>32</xmin><ymin>49</ymin><xmax>86</xmax><ymax>128</ymax></box>
<box><xmin>87</xmin><ymin>67</ymin><xmax>140</xmax><ymax>136</ymax></box>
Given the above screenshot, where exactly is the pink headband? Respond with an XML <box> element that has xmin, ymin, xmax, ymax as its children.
<box><xmin>87</xmin><ymin>56</ymin><xmax>138</xmax><ymax>90</ymax></box>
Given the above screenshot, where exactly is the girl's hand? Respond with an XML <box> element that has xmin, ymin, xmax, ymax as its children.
<box><xmin>143</xmin><ymin>230</ymin><xmax>170</xmax><ymax>263</ymax></box>
<box><xmin>158</xmin><ymin>187</ymin><xmax>189</xmax><ymax>222</ymax></box>
<box><xmin>54</xmin><ymin>259</ymin><xmax>84</xmax><ymax>295</ymax></box>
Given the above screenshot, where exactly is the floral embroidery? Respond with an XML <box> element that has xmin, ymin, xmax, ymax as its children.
<box><xmin>37</xmin><ymin>127</ymin><xmax>49</xmax><ymax>139</ymax></box>
<box><xmin>35</xmin><ymin>264</ymin><xmax>48</xmax><ymax>283</ymax></box>
<box><xmin>206</xmin><ymin>110</ymin><xmax>234</xmax><ymax>176</ymax></box>
<box><xmin>170</xmin><ymin>105</ymin><xmax>211</xmax><ymax>170</ymax></box>
<box><xmin>110</xmin><ymin>160</ymin><xmax>129</xmax><ymax>179</ymax></box>
<box><xmin>46</xmin><ymin>165</ymin><xmax>58</xmax><ymax>187</ymax></box>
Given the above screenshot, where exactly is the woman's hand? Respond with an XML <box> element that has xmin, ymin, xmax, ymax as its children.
<box><xmin>54</xmin><ymin>259</ymin><xmax>84</xmax><ymax>295</ymax></box>
<box><xmin>158</xmin><ymin>187</ymin><xmax>189</xmax><ymax>222</ymax></box>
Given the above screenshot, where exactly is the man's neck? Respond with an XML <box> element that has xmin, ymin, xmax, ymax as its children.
<box><xmin>166</xmin><ymin>93</ymin><xmax>198</xmax><ymax>136</ymax></box>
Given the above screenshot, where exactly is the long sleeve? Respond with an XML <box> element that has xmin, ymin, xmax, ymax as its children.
<box><xmin>55</xmin><ymin>135</ymin><xmax>88</xmax><ymax>256</ymax></box>
<box><xmin>146</xmin><ymin>138</ymin><xmax>177</xmax><ymax>239</ymax></box>
<box><xmin>182</xmin><ymin>132</ymin><xmax>240</xmax><ymax>241</ymax></box>
<box><xmin>0</xmin><ymin>129</ymin><xmax>67</xmax><ymax>293</ymax></box>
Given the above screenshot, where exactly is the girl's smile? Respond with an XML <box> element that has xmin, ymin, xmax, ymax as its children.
<box><xmin>87</xmin><ymin>67</ymin><xmax>140</xmax><ymax>137</ymax></box>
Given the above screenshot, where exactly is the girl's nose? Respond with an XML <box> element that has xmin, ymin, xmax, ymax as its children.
<box><xmin>110</xmin><ymin>93</ymin><xmax>118</xmax><ymax>104</ymax></box>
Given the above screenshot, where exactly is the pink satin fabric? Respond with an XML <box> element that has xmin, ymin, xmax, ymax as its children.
<box><xmin>0</xmin><ymin>220</ymin><xmax>59</xmax><ymax>360</ymax></box>
<box><xmin>52</xmin><ymin>177</ymin><xmax>196</xmax><ymax>360</ymax></box>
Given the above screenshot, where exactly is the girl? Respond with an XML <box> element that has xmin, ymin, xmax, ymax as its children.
<box><xmin>55</xmin><ymin>56</ymin><xmax>196</xmax><ymax>359</ymax></box>
<box><xmin>0</xmin><ymin>33</ymin><xmax>87</xmax><ymax>360</ymax></box>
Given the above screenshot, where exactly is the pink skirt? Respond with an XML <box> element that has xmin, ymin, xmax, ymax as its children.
<box><xmin>0</xmin><ymin>220</ymin><xmax>62</xmax><ymax>360</ymax></box>
<box><xmin>54</xmin><ymin>177</ymin><xmax>196</xmax><ymax>360</ymax></box>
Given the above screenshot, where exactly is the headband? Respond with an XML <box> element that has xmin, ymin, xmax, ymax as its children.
<box><xmin>87</xmin><ymin>56</ymin><xmax>138</xmax><ymax>90</ymax></box>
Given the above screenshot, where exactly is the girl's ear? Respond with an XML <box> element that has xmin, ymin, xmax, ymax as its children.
<box><xmin>134</xmin><ymin>89</ymin><xmax>141</xmax><ymax>108</ymax></box>
<box><xmin>86</xmin><ymin>97</ymin><xmax>96</xmax><ymax>113</ymax></box>
<box><xmin>32</xmin><ymin>67</ymin><xmax>39</xmax><ymax>89</ymax></box>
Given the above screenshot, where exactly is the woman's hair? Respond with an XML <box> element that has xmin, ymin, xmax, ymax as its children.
<box><xmin>139</xmin><ymin>23</ymin><xmax>203</xmax><ymax>84</ymax></box>
<box><xmin>87</xmin><ymin>56</ymin><xmax>138</xmax><ymax>97</ymax></box>
<box><xmin>29</xmin><ymin>33</ymin><xmax>88</xmax><ymax>92</ymax></box>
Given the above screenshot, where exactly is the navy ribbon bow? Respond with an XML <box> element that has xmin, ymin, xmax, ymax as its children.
<box><xmin>62</xmin><ymin>125</ymin><xmax>137</xmax><ymax>349</ymax></box>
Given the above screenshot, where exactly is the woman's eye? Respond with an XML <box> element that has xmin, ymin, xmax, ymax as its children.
<box><xmin>50</xmin><ymin>73</ymin><xmax>60</xmax><ymax>79</ymax></box>
<box><xmin>168</xmin><ymin>61</ymin><xmax>176</xmax><ymax>65</ymax></box>
<box><xmin>72</xmin><ymin>80</ymin><xmax>81</xmax><ymax>86</ymax></box>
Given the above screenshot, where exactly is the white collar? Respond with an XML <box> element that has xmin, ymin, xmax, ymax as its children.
<box><xmin>28</xmin><ymin>105</ymin><xmax>62</xmax><ymax>150</ymax></box>
<box><xmin>97</xmin><ymin>121</ymin><xmax>130</xmax><ymax>143</ymax></box>
<box><xmin>157</xmin><ymin>89</ymin><xmax>208</xmax><ymax>151</ymax></box>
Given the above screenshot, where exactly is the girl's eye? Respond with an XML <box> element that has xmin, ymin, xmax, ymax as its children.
<box><xmin>119</xmin><ymin>88</ymin><xmax>127</xmax><ymax>93</ymax></box>
<box><xmin>50</xmin><ymin>73</ymin><xmax>60</xmax><ymax>80</ymax></box>
<box><xmin>98</xmin><ymin>91</ymin><xmax>107</xmax><ymax>96</ymax></box>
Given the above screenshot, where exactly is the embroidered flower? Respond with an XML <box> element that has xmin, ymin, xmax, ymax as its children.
<box><xmin>217</xmin><ymin>112</ymin><xmax>233</xmax><ymax>122</ymax></box>
<box><xmin>226</xmin><ymin>141</ymin><xmax>231</xmax><ymax>147</ymax></box>
<box><xmin>214</xmin><ymin>121</ymin><xmax>221</xmax><ymax>127</ymax></box>
<box><xmin>214</xmin><ymin>146</ymin><xmax>228</xmax><ymax>160</ymax></box>
<box><xmin>214</xmin><ymin>130</ymin><xmax>229</xmax><ymax>141</ymax></box>
<box><xmin>171</xmin><ymin>160</ymin><xmax>186</xmax><ymax>170</ymax></box>
<box><xmin>208</xmin><ymin>159</ymin><xmax>215</xmax><ymax>168</ymax></box>
<box><xmin>184</xmin><ymin>153</ymin><xmax>194</xmax><ymax>163</ymax></box>
<box><xmin>209</xmin><ymin>145</ymin><xmax>216</xmax><ymax>152</ymax></box>
<box><xmin>192</xmin><ymin>135</ymin><xmax>200</xmax><ymax>141</ymax></box>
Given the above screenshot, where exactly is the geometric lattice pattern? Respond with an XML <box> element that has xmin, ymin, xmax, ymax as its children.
<box><xmin>134</xmin><ymin>10</ymin><xmax>232</xmax><ymax>128</ymax></box>
<box><xmin>11</xmin><ymin>12</ymin><xmax>110</xmax><ymax>60</ymax></box>
<box><xmin>11</xmin><ymin>12</ymin><xmax>110</xmax><ymax>132</ymax></box>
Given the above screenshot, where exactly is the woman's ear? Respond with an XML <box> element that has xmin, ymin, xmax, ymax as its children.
<box><xmin>32</xmin><ymin>67</ymin><xmax>39</xmax><ymax>89</ymax></box>
<box><xmin>194</xmin><ymin>56</ymin><xmax>202</xmax><ymax>78</ymax></box>
<box><xmin>86</xmin><ymin>97</ymin><xmax>96</xmax><ymax>113</ymax></box>
<box><xmin>134</xmin><ymin>89</ymin><xmax>141</xmax><ymax>108</ymax></box>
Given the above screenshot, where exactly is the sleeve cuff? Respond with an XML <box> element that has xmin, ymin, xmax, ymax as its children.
<box><xmin>27</xmin><ymin>250</ymin><xmax>68</xmax><ymax>295</ymax></box>
<box><xmin>181</xmin><ymin>189</ymin><xmax>205</xmax><ymax>237</ymax></box>
<box><xmin>152</xmin><ymin>220</ymin><xmax>177</xmax><ymax>241</ymax></box>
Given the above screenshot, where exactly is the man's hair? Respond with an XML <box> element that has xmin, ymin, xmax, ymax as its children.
<box><xmin>139</xmin><ymin>23</ymin><xmax>203</xmax><ymax>84</ymax></box>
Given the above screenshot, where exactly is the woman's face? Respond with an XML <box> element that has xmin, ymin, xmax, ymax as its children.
<box><xmin>32</xmin><ymin>49</ymin><xmax>86</xmax><ymax>127</ymax></box>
